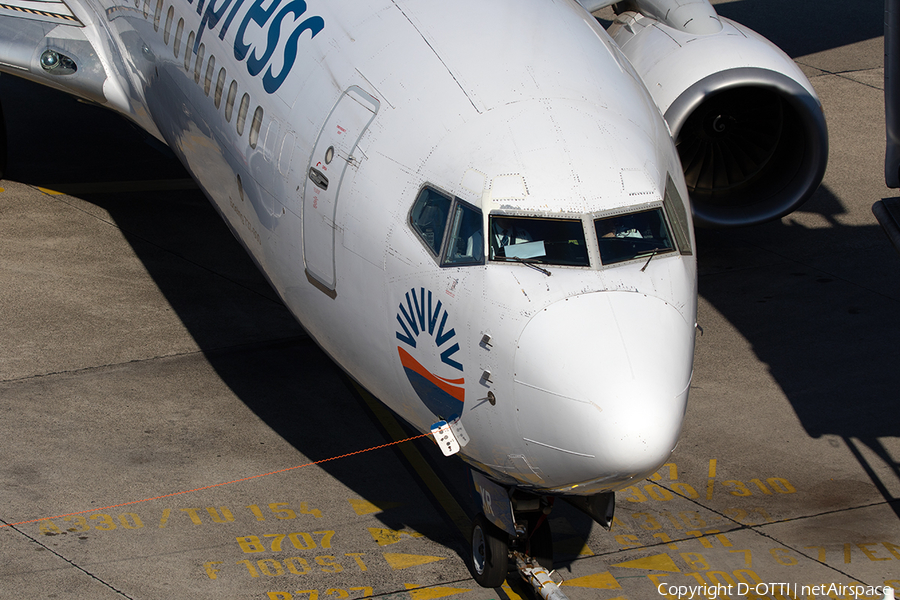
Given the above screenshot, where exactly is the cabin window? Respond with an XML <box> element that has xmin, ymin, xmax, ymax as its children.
<box><xmin>204</xmin><ymin>56</ymin><xmax>215</xmax><ymax>96</ymax></box>
<box><xmin>236</xmin><ymin>93</ymin><xmax>250</xmax><ymax>136</ymax></box>
<box><xmin>173</xmin><ymin>18</ymin><xmax>183</xmax><ymax>58</ymax></box>
<box><xmin>489</xmin><ymin>216</ymin><xmax>589</xmax><ymax>266</ymax></box>
<box><xmin>153</xmin><ymin>0</ymin><xmax>162</xmax><ymax>30</ymax></box>
<box><xmin>249</xmin><ymin>106</ymin><xmax>263</xmax><ymax>149</ymax></box>
<box><xmin>184</xmin><ymin>32</ymin><xmax>195</xmax><ymax>70</ymax></box>
<box><xmin>163</xmin><ymin>6</ymin><xmax>173</xmax><ymax>43</ymax></box>
<box><xmin>225</xmin><ymin>80</ymin><xmax>237</xmax><ymax>122</ymax></box>
<box><xmin>214</xmin><ymin>68</ymin><xmax>226</xmax><ymax>108</ymax></box>
<box><xmin>193</xmin><ymin>43</ymin><xmax>205</xmax><ymax>84</ymax></box>
<box><xmin>594</xmin><ymin>208</ymin><xmax>675</xmax><ymax>265</ymax></box>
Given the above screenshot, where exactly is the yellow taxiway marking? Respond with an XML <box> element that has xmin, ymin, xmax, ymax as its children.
<box><xmin>353</xmin><ymin>383</ymin><xmax>470</xmax><ymax>537</ymax></box>
<box><xmin>562</xmin><ymin>571</ymin><xmax>622</xmax><ymax>589</ymax></box>
<box><xmin>404</xmin><ymin>583</ymin><xmax>471</xmax><ymax>599</ymax></box>
<box><xmin>500</xmin><ymin>582</ymin><xmax>526</xmax><ymax>600</ymax></box>
<box><xmin>36</xmin><ymin>186</ymin><xmax>65</xmax><ymax>195</ymax></box>
<box><xmin>36</xmin><ymin>178</ymin><xmax>198</xmax><ymax>196</ymax></box>
<box><xmin>706</xmin><ymin>458</ymin><xmax>717</xmax><ymax>500</ymax></box>
<box><xmin>368</xmin><ymin>527</ymin><xmax>425</xmax><ymax>546</ymax></box>
<box><xmin>612</xmin><ymin>553</ymin><xmax>681</xmax><ymax>572</ymax></box>
<box><xmin>383</xmin><ymin>552</ymin><xmax>446</xmax><ymax>570</ymax></box>
<box><xmin>348</xmin><ymin>498</ymin><xmax>402</xmax><ymax>516</ymax></box>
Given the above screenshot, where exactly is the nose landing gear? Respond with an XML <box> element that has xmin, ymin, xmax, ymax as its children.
<box><xmin>468</xmin><ymin>471</ymin><xmax>567</xmax><ymax>597</ymax></box>
<box><xmin>469</xmin><ymin>508</ymin><xmax>564</xmax><ymax>594</ymax></box>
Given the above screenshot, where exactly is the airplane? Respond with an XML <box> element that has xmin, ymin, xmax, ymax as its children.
<box><xmin>0</xmin><ymin>0</ymin><xmax>827</xmax><ymax>591</ymax></box>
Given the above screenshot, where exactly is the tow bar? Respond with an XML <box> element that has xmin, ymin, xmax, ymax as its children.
<box><xmin>515</xmin><ymin>554</ymin><xmax>570</xmax><ymax>600</ymax></box>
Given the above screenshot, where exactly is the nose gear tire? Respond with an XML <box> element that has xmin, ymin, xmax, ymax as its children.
<box><xmin>470</xmin><ymin>513</ymin><xmax>509</xmax><ymax>588</ymax></box>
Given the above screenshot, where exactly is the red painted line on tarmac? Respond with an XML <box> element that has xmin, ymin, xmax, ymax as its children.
<box><xmin>0</xmin><ymin>433</ymin><xmax>431</xmax><ymax>529</ymax></box>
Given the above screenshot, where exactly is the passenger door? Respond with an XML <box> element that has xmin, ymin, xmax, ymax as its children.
<box><xmin>303</xmin><ymin>86</ymin><xmax>379</xmax><ymax>295</ymax></box>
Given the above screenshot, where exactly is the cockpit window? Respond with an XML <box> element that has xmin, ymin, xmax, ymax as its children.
<box><xmin>409</xmin><ymin>186</ymin><xmax>485</xmax><ymax>266</ymax></box>
<box><xmin>489</xmin><ymin>216</ymin><xmax>589</xmax><ymax>266</ymax></box>
<box><xmin>444</xmin><ymin>201</ymin><xmax>484</xmax><ymax>265</ymax></box>
<box><xmin>410</xmin><ymin>187</ymin><xmax>452</xmax><ymax>256</ymax></box>
<box><xmin>663</xmin><ymin>174</ymin><xmax>693</xmax><ymax>255</ymax></box>
<box><xmin>594</xmin><ymin>208</ymin><xmax>675</xmax><ymax>265</ymax></box>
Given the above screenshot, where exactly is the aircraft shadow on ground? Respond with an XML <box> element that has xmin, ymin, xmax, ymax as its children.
<box><xmin>0</xmin><ymin>75</ymin><xmax>481</xmax><ymax>566</ymax></box>
<box><xmin>696</xmin><ymin>183</ymin><xmax>900</xmax><ymax>520</ymax></box>
<box><xmin>712</xmin><ymin>0</ymin><xmax>884</xmax><ymax>60</ymax></box>
<box><xmin>0</xmin><ymin>73</ymin><xmax>611</xmax><ymax>579</ymax></box>
<box><xmin>5</xmin><ymin>36</ymin><xmax>899</xmax><ymax>583</ymax></box>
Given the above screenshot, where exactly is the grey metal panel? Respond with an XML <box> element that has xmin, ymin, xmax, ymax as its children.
<box><xmin>886</xmin><ymin>0</ymin><xmax>900</xmax><ymax>187</ymax></box>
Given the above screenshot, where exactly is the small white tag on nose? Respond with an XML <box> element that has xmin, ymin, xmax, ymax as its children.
<box><xmin>430</xmin><ymin>420</ymin><xmax>461</xmax><ymax>456</ymax></box>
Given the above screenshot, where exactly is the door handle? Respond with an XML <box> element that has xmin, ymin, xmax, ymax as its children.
<box><xmin>308</xmin><ymin>167</ymin><xmax>329</xmax><ymax>190</ymax></box>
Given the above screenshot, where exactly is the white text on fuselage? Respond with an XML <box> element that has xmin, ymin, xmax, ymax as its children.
<box><xmin>185</xmin><ymin>0</ymin><xmax>325</xmax><ymax>94</ymax></box>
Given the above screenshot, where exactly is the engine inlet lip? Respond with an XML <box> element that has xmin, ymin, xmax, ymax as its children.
<box><xmin>665</xmin><ymin>67</ymin><xmax>829</xmax><ymax>228</ymax></box>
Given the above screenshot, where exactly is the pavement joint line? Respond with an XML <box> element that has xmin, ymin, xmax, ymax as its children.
<box><xmin>654</xmin><ymin>480</ymin><xmax>897</xmax><ymax>585</ymax></box>
<box><xmin>0</xmin><ymin>432</ymin><xmax>431</xmax><ymax>530</ymax></box>
<box><xmin>364</xmin><ymin>577</ymin><xmax>477</xmax><ymax>600</ymax></box>
<box><xmin>0</xmin><ymin>351</ymin><xmax>208</xmax><ymax>384</ymax></box>
<box><xmin>734</xmin><ymin>520</ymin><xmax>884</xmax><ymax>587</ymax></box>
<box><xmin>656</xmin><ymin>479</ymin><xmax>900</xmax><ymax>527</ymax></box>
<box><xmin>0</xmin><ymin>335</ymin><xmax>310</xmax><ymax>384</ymax></box>
<box><xmin>828</xmin><ymin>69</ymin><xmax>887</xmax><ymax>92</ymax></box>
<box><xmin>27</xmin><ymin>183</ymin><xmax>287</xmax><ymax>308</ymax></box>
<box><xmin>585</xmin><ymin>538</ymin><xmax>699</xmax><ymax>559</ymax></box>
<box><xmin>0</xmin><ymin>519</ymin><xmax>136</xmax><ymax>599</ymax></box>
<box><xmin>656</xmin><ymin>479</ymin><xmax>900</xmax><ymax>532</ymax></box>
<box><xmin>794</xmin><ymin>60</ymin><xmax>886</xmax><ymax>91</ymax></box>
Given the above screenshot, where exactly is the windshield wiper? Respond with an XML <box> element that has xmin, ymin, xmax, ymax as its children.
<box><xmin>638</xmin><ymin>249</ymin><xmax>660</xmax><ymax>272</ymax></box>
<box><xmin>510</xmin><ymin>257</ymin><xmax>551</xmax><ymax>276</ymax></box>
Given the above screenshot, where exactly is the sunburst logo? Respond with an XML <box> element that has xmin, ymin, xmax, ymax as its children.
<box><xmin>395</xmin><ymin>287</ymin><xmax>465</xmax><ymax>419</ymax></box>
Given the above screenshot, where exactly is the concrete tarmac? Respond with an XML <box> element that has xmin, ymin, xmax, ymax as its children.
<box><xmin>2</xmin><ymin>1</ymin><xmax>900</xmax><ymax>599</ymax></box>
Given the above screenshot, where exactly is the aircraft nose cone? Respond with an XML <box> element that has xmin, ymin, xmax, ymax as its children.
<box><xmin>513</xmin><ymin>292</ymin><xmax>695</xmax><ymax>491</ymax></box>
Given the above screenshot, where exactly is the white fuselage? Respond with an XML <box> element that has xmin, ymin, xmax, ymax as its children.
<box><xmin>94</xmin><ymin>0</ymin><xmax>697</xmax><ymax>495</ymax></box>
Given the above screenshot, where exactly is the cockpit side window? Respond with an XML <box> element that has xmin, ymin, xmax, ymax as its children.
<box><xmin>409</xmin><ymin>186</ymin><xmax>485</xmax><ymax>266</ymax></box>
<box><xmin>489</xmin><ymin>216</ymin><xmax>589</xmax><ymax>266</ymax></box>
<box><xmin>410</xmin><ymin>187</ymin><xmax>452</xmax><ymax>256</ymax></box>
<box><xmin>663</xmin><ymin>175</ymin><xmax>693</xmax><ymax>255</ymax></box>
<box><xmin>443</xmin><ymin>201</ymin><xmax>484</xmax><ymax>265</ymax></box>
<box><xmin>594</xmin><ymin>208</ymin><xmax>675</xmax><ymax>265</ymax></box>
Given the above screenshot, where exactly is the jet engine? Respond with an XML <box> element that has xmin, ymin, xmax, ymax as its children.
<box><xmin>608</xmin><ymin>5</ymin><xmax>828</xmax><ymax>228</ymax></box>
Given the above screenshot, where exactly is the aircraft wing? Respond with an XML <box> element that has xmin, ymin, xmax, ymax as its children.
<box><xmin>0</xmin><ymin>0</ymin><xmax>147</xmax><ymax>129</ymax></box>
<box><xmin>0</xmin><ymin>0</ymin><xmax>81</xmax><ymax>26</ymax></box>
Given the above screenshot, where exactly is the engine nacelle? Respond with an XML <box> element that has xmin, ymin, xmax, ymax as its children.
<box><xmin>609</xmin><ymin>9</ymin><xmax>828</xmax><ymax>228</ymax></box>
